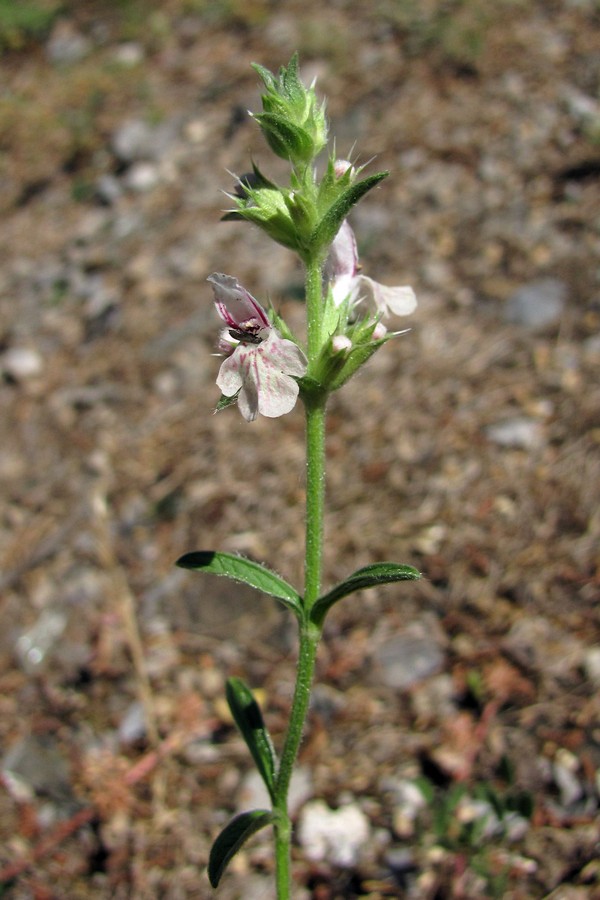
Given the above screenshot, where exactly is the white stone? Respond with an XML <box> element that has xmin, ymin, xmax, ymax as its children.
<box><xmin>2</xmin><ymin>347</ymin><xmax>44</xmax><ymax>379</ymax></box>
<box><xmin>298</xmin><ymin>800</ymin><xmax>370</xmax><ymax>866</ymax></box>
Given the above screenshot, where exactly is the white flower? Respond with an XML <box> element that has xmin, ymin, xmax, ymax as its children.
<box><xmin>326</xmin><ymin>220</ymin><xmax>417</xmax><ymax>318</ymax></box>
<box><xmin>208</xmin><ymin>273</ymin><xmax>307</xmax><ymax>422</ymax></box>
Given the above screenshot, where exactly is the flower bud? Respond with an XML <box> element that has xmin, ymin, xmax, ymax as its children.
<box><xmin>252</xmin><ymin>55</ymin><xmax>328</xmax><ymax>165</ymax></box>
<box><xmin>331</xmin><ymin>335</ymin><xmax>353</xmax><ymax>354</ymax></box>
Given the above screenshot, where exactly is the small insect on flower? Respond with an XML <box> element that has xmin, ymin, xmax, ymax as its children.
<box><xmin>208</xmin><ymin>273</ymin><xmax>307</xmax><ymax>422</ymax></box>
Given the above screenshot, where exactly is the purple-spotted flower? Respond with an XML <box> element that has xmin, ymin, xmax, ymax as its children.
<box><xmin>208</xmin><ymin>273</ymin><xmax>307</xmax><ymax>422</ymax></box>
<box><xmin>326</xmin><ymin>219</ymin><xmax>417</xmax><ymax>318</ymax></box>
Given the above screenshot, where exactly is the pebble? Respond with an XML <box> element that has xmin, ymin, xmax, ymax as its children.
<box><xmin>2</xmin><ymin>735</ymin><xmax>73</xmax><ymax>806</ymax></box>
<box><xmin>118</xmin><ymin>701</ymin><xmax>147</xmax><ymax>744</ymax></box>
<box><xmin>46</xmin><ymin>21</ymin><xmax>91</xmax><ymax>65</ymax></box>
<box><xmin>297</xmin><ymin>799</ymin><xmax>370</xmax><ymax>866</ymax></box>
<box><xmin>503</xmin><ymin>616</ymin><xmax>583</xmax><ymax>676</ymax></box>
<box><xmin>112</xmin><ymin>42</ymin><xmax>145</xmax><ymax>67</ymax></box>
<box><xmin>504</xmin><ymin>278</ymin><xmax>567</xmax><ymax>330</ymax></box>
<box><xmin>1</xmin><ymin>346</ymin><xmax>44</xmax><ymax>380</ymax></box>
<box><xmin>385</xmin><ymin>779</ymin><xmax>428</xmax><ymax>838</ymax></box>
<box><xmin>553</xmin><ymin>748</ymin><xmax>583</xmax><ymax>808</ymax></box>
<box><xmin>583</xmin><ymin>333</ymin><xmax>600</xmax><ymax>361</ymax></box>
<box><xmin>374</xmin><ymin>632</ymin><xmax>444</xmax><ymax>690</ymax></box>
<box><xmin>96</xmin><ymin>174</ymin><xmax>123</xmax><ymax>205</ymax></box>
<box><xmin>111</xmin><ymin>118</ymin><xmax>178</xmax><ymax>164</ymax></box>
<box><xmin>15</xmin><ymin>609</ymin><xmax>68</xmax><ymax>674</ymax></box>
<box><xmin>582</xmin><ymin>646</ymin><xmax>600</xmax><ymax>686</ymax></box>
<box><xmin>125</xmin><ymin>162</ymin><xmax>161</xmax><ymax>192</ymax></box>
<box><xmin>485</xmin><ymin>416</ymin><xmax>544</xmax><ymax>449</ymax></box>
<box><xmin>111</xmin><ymin>119</ymin><xmax>156</xmax><ymax>163</ymax></box>
<box><xmin>384</xmin><ymin>846</ymin><xmax>417</xmax><ymax>876</ymax></box>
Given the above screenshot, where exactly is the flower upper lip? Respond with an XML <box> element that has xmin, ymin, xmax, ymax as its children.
<box><xmin>208</xmin><ymin>272</ymin><xmax>271</xmax><ymax>333</ymax></box>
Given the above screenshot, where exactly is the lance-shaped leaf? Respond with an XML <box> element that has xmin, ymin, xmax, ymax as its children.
<box><xmin>176</xmin><ymin>551</ymin><xmax>303</xmax><ymax>617</ymax></box>
<box><xmin>226</xmin><ymin>677</ymin><xmax>277</xmax><ymax>800</ymax></box>
<box><xmin>310</xmin><ymin>171</ymin><xmax>389</xmax><ymax>256</ymax></box>
<box><xmin>310</xmin><ymin>562</ymin><xmax>421</xmax><ymax>627</ymax></box>
<box><xmin>208</xmin><ymin>809</ymin><xmax>273</xmax><ymax>888</ymax></box>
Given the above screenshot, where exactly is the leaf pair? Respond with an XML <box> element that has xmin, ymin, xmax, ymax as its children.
<box><xmin>176</xmin><ymin>551</ymin><xmax>420</xmax><ymax>626</ymax></box>
<box><xmin>176</xmin><ymin>550</ymin><xmax>420</xmax><ymax>886</ymax></box>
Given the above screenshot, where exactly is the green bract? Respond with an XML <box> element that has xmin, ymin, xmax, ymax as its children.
<box><xmin>252</xmin><ymin>53</ymin><xmax>327</xmax><ymax>165</ymax></box>
<box><xmin>225</xmin><ymin>61</ymin><xmax>390</xmax><ymax>265</ymax></box>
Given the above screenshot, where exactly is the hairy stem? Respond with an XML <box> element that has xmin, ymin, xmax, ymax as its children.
<box><xmin>273</xmin><ymin>255</ymin><xmax>327</xmax><ymax>897</ymax></box>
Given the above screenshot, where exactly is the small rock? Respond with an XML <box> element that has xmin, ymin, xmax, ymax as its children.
<box><xmin>1</xmin><ymin>346</ymin><xmax>44</xmax><ymax>380</ymax></box>
<box><xmin>504</xmin><ymin>278</ymin><xmax>567</xmax><ymax>331</ymax></box>
<box><xmin>553</xmin><ymin>748</ymin><xmax>583</xmax><ymax>807</ymax></box>
<box><xmin>374</xmin><ymin>633</ymin><xmax>444</xmax><ymax>690</ymax></box>
<box><xmin>485</xmin><ymin>416</ymin><xmax>544</xmax><ymax>449</ymax></box>
<box><xmin>583</xmin><ymin>333</ymin><xmax>600</xmax><ymax>361</ymax></box>
<box><xmin>46</xmin><ymin>21</ymin><xmax>91</xmax><ymax>64</ymax></box>
<box><xmin>125</xmin><ymin>162</ymin><xmax>161</xmax><ymax>192</ymax></box>
<box><xmin>385</xmin><ymin>779</ymin><xmax>428</xmax><ymax>838</ymax></box>
<box><xmin>297</xmin><ymin>799</ymin><xmax>370</xmax><ymax>866</ymax></box>
<box><xmin>95</xmin><ymin>174</ymin><xmax>123</xmax><ymax>205</ymax></box>
<box><xmin>411</xmin><ymin>674</ymin><xmax>457</xmax><ymax>722</ymax></box>
<box><xmin>111</xmin><ymin>119</ymin><xmax>155</xmax><ymax>163</ymax></box>
<box><xmin>118</xmin><ymin>702</ymin><xmax>147</xmax><ymax>745</ymax></box>
<box><xmin>112</xmin><ymin>42</ymin><xmax>144</xmax><ymax>67</ymax></box>
<box><xmin>15</xmin><ymin>610</ymin><xmax>68</xmax><ymax>674</ymax></box>
<box><xmin>3</xmin><ymin>735</ymin><xmax>73</xmax><ymax>806</ymax></box>
<box><xmin>583</xmin><ymin>646</ymin><xmax>600</xmax><ymax>686</ymax></box>
<box><xmin>384</xmin><ymin>846</ymin><xmax>418</xmax><ymax>876</ymax></box>
<box><xmin>504</xmin><ymin>616</ymin><xmax>583</xmax><ymax>676</ymax></box>
<box><xmin>111</xmin><ymin>118</ymin><xmax>178</xmax><ymax>164</ymax></box>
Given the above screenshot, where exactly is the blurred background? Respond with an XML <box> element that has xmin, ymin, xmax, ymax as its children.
<box><xmin>0</xmin><ymin>1</ymin><xmax>599</xmax><ymax>897</ymax></box>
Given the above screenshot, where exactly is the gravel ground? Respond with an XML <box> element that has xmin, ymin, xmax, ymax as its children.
<box><xmin>0</xmin><ymin>2</ymin><xmax>599</xmax><ymax>897</ymax></box>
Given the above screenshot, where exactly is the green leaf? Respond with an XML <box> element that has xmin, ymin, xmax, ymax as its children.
<box><xmin>176</xmin><ymin>551</ymin><xmax>303</xmax><ymax>617</ymax></box>
<box><xmin>208</xmin><ymin>809</ymin><xmax>273</xmax><ymax>888</ymax></box>
<box><xmin>310</xmin><ymin>171</ymin><xmax>389</xmax><ymax>255</ymax></box>
<box><xmin>226</xmin><ymin>677</ymin><xmax>277</xmax><ymax>800</ymax></box>
<box><xmin>310</xmin><ymin>562</ymin><xmax>421</xmax><ymax>626</ymax></box>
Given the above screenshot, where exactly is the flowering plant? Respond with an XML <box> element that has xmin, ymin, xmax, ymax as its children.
<box><xmin>177</xmin><ymin>54</ymin><xmax>420</xmax><ymax>896</ymax></box>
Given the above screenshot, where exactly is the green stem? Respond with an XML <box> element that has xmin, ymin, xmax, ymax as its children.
<box><xmin>273</xmin><ymin>622</ymin><xmax>320</xmax><ymax>896</ymax></box>
<box><xmin>273</xmin><ymin>255</ymin><xmax>328</xmax><ymax>898</ymax></box>
<box><xmin>305</xmin><ymin>253</ymin><xmax>324</xmax><ymax>372</ymax></box>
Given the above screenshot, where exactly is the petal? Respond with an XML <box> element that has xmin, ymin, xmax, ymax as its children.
<box><xmin>208</xmin><ymin>273</ymin><xmax>270</xmax><ymax>329</ymax></box>
<box><xmin>244</xmin><ymin>332</ymin><xmax>306</xmax><ymax>419</ymax></box>
<box><xmin>261</xmin><ymin>330</ymin><xmax>307</xmax><ymax>377</ymax></box>
<box><xmin>238</xmin><ymin>378</ymin><xmax>260</xmax><ymax>421</ymax></box>
<box><xmin>331</xmin><ymin>273</ymin><xmax>359</xmax><ymax>308</ymax></box>
<box><xmin>357</xmin><ymin>276</ymin><xmax>417</xmax><ymax>317</ymax></box>
<box><xmin>257</xmin><ymin>369</ymin><xmax>300</xmax><ymax>418</ymax></box>
<box><xmin>216</xmin><ymin>352</ymin><xmax>244</xmax><ymax>396</ymax></box>
<box><xmin>326</xmin><ymin>220</ymin><xmax>358</xmax><ymax>281</ymax></box>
